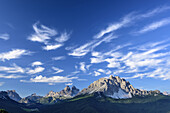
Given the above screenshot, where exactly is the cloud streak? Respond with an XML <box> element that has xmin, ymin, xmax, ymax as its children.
<box><xmin>20</xmin><ymin>75</ymin><xmax>78</xmax><ymax>84</ymax></box>
<box><xmin>52</xmin><ymin>67</ymin><xmax>64</xmax><ymax>74</ymax></box>
<box><xmin>0</xmin><ymin>64</ymin><xmax>25</xmax><ymax>73</ymax></box>
<box><xmin>28</xmin><ymin>22</ymin><xmax>70</xmax><ymax>51</ymax></box>
<box><xmin>136</xmin><ymin>17</ymin><xmax>170</xmax><ymax>34</ymax></box>
<box><xmin>0</xmin><ymin>49</ymin><xmax>32</xmax><ymax>62</ymax></box>
<box><xmin>0</xmin><ymin>74</ymin><xmax>25</xmax><ymax>79</ymax></box>
<box><xmin>0</xmin><ymin>33</ymin><xmax>10</xmax><ymax>40</ymax></box>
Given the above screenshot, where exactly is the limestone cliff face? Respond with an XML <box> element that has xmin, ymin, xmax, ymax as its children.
<box><xmin>46</xmin><ymin>86</ymin><xmax>79</xmax><ymax>98</ymax></box>
<box><xmin>79</xmin><ymin>75</ymin><xmax>161</xmax><ymax>98</ymax></box>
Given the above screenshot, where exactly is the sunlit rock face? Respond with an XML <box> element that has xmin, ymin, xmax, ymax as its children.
<box><xmin>46</xmin><ymin>86</ymin><xmax>79</xmax><ymax>98</ymax></box>
<box><xmin>79</xmin><ymin>75</ymin><xmax>161</xmax><ymax>99</ymax></box>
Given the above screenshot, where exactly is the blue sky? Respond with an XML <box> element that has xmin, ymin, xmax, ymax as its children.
<box><xmin>0</xmin><ymin>0</ymin><xmax>170</xmax><ymax>97</ymax></box>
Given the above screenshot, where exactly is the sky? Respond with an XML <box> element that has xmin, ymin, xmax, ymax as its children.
<box><xmin>0</xmin><ymin>0</ymin><xmax>170</xmax><ymax>97</ymax></box>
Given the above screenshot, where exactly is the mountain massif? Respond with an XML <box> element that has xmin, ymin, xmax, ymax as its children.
<box><xmin>79</xmin><ymin>76</ymin><xmax>161</xmax><ymax>98</ymax></box>
<box><xmin>0</xmin><ymin>75</ymin><xmax>170</xmax><ymax>113</ymax></box>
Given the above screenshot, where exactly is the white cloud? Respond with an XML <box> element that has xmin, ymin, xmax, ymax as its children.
<box><xmin>139</xmin><ymin>6</ymin><xmax>170</xmax><ymax>18</ymax></box>
<box><xmin>89</xmin><ymin>39</ymin><xmax>170</xmax><ymax>80</ymax></box>
<box><xmin>0</xmin><ymin>49</ymin><xmax>32</xmax><ymax>62</ymax></box>
<box><xmin>136</xmin><ymin>17</ymin><xmax>170</xmax><ymax>34</ymax></box>
<box><xmin>69</xmin><ymin>34</ymin><xmax>117</xmax><ymax>57</ymax></box>
<box><xmin>98</xmin><ymin>69</ymin><xmax>111</xmax><ymax>75</ymax></box>
<box><xmin>55</xmin><ymin>32</ymin><xmax>71</xmax><ymax>43</ymax></box>
<box><xmin>0</xmin><ymin>82</ymin><xmax>4</xmax><ymax>86</ymax></box>
<box><xmin>0</xmin><ymin>33</ymin><xmax>9</xmax><ymax>40</ymax></box>
<box><xmin>43</xmin><ymin>43</ymin><xmax>63</xmax><ymax>51</ymax></box>
<box><xmin>32</xmin><ymin>61</ymin><xmax>43</xmax><ymax>67</ymax></box>
<box><xmin>28</xmin><ymin>22</ymin><xmax>70</xmax><ymax>51</ymax></box>
<box><xmin>0</xmin><ymin>64</ymin><xmax>25</xmax><ymax>73</ymax></box>
<box><xmin>94</xmin><ymin>6</ymin><xmax>170</xmax><ymax>39</ymax></box>
<box><xmin>28</xmin><ymin>22</ymin><xmax>57</xmax><ymax>44</ymax></box>
<box><xmin>65</xmin><ymin>83</ymin><xmax>73</xmax><ymax>86</ymax></box>
<box><xmin>27</xmin><ymin>66</ymin><xmax>45</xmax><ymax>74</ymax></box>
<box><xmin>94</xmin><ymin>71</ymin><xmax>101</xmax><ymax>76</ymax></box>
<box><xmin>0</xmin><ymin>74</ymin><xmax>25</xmax><ymax>79</ymax></box>
<box><xmin>65</xmin><ymin>45</ymin><xmax>77</xmax><ymax>50</ymax></box>
<box><xmin>52</xmin><ymin>56</ymin><xmax>65</xmax><ymax>61</ymax></box>
<box><xmin>20</xmin><ymin>75</ymin><xmax>78</xmax><ymax>83</ymax></box>
<box><xmin>90</xmin><ymin>43</ymin><xmax>130</xmax><ymax>64</ymax></box>
<box><xmin>52</xmin><ymin>67</ymin><xmax>64</xmax><ymax>74</ymax></box>
<box><xmin>94</xmin><ymin>14</ymin><xmax>133</xmax><ymax>39</ymax></box>
<box><xmin>79</xmin><ymin>62</ymin><xmax>86</xmax><ymax>72</ymax></box>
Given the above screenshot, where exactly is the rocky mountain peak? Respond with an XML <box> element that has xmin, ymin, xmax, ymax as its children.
<box><xmin>79</xmin><ymin>75</ymin><xmax>161</xmax><ymax>99</ymax></box>
<box><xmin>109</xmin><ymin>75</ymin><xmax>114</xmax><ymax>79</ymax></box>
<box><xmin>6</xmin><ymin>90</ymin><xmax>22</xmax><ymax>102</ymax></box>
<box><xmin>46</xmin><ymin>85</ymin><xmax>80</xmax><ymax>98</ymax></box>
<box><xmin>31</xmin><ymin>93</ymin><xmax>37</xmax><ymax>96</ymax></box>
<box><xmin>64</xmin><ymin>86</ymin><xmax>71</xmax><ymax>92</ymax></box>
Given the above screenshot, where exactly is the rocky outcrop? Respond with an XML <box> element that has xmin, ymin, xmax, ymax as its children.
<box><xmin>7</xmin><ymin>90</ymin><xmax>22</xmax><ymax>102</ymax></box>
<box><xmin>78</xmin><ymin>75</ymin><xmax>161</xmax><ymax>98</ymax></box>
<box><xmin>19</xmin><ymin>93</ymin><xmax>43</xmax><ymax>104</ymax></box>
<box><xmin>46</xmin><ymin>86</ymin><xmax>79</xmax><ymax>98</ymax></box>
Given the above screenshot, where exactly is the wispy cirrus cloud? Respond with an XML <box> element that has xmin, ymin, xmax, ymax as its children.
<box><xmin>52</xmin><ymin>56</ymin><xmax>65</xmax><ymax>61</ymax></box>
<box><xmin>28</xmin><ymin>22</ymin><xmax>57</xmax><ymax>44</ymax></box>
<box><xmin>0</xmin><ymin>33</ymin><xmax>10</xmax><ymax>40</ymax></box>
<box><xmin>0</xmin><ymin>49</ymin><xmax>32</xmax><ymax>62</ymax></box>
<box><xmin>28</xmin><ymin>22</ymin><xmax>70</xmax><ymax>51</ymax></box>
<box><xmin>52</xmin><ymin>67</ymin><xmax>64</xmax><ymax>74</ymax></box>
<box><xmin>0</xmin><ymin>64</ymin><xmax>25</xmax><ymax>73</ymax></box>
<box><xmin>43</xmin><ymin>43</ymin><xmax>63</xmax><ymax>51</ymax></box>
<box><xmin>69</xmin><ymin>6</ymin><xmax>170</xmax><ymax>57</ymax></box>
<box><xmin>90</xmin><ymin>39</ymin><xmax>170</xmax><ymax>80</ymax></box>
<box><xmin>55</xmin><ymin>31</ymin><xmax>71</xmax><ymax>43</ymax></box>
<box><xmin>135</xmin><ymin>17</ymin><xmax>170</xmax><ymax>34</ymax></box>
<box><xmin>94</xmin><ymin>6</ymin><xmax>170</xmax><ymax>39</ymax></box>
<box><xmin>0</xmin><ymin>74</ymin><xmax>25</xmax><ymax>79</ymax></box>
<box><xmin>69</xmin><ymin>33</ymin><xmax>117</xmax><ymax>56</ymax></box>
<box><xmin>20</xmin><ymin>75</ymin><xmax>78</xmax><ymax>85</ymax></box>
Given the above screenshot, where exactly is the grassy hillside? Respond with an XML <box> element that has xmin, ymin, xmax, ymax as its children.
<box><xmin>39</xmin><ymin>93</ymin><xmax>170</xmax><ymax>113</ymax></box>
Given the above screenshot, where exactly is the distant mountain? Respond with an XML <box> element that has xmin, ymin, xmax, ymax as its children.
<box><xmin>0</xmin><ymin>91</ymin><xmax>27</xmax><ymax>113</ymax></box>
<box><xmin>46</xmin><ymin>86</ymin><xmax>79</xmax><ymax>98</ymax></box>
<box><xmin>79</xmin><ymin>75</ymin><xmax>161</xmax><ymax>98</ymax></box>
<box><xmin>20</xmin><ymin>93</ymin><xmax>43</xmax><ymax>104</ymax></box>
<box><xmin>6</xmin><ymin>90</ymin><xmax>22</xmax><ymax>102</ymax></box>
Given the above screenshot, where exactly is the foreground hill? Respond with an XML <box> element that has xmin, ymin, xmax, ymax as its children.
<box><xmin>39</xmin><ymin>93</ymin><xmax>170</xmax><ymax>113</ymax></box>
<box><xmin>0</xmin><ymin>91</ymin><xmax>27</xmax><ymax>113</ymax></box>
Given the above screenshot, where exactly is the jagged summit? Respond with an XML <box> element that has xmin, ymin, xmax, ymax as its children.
<box><xmin>6</xmin><ymin>90</ymin><xmax>22</xmax><ymax>102</ymax></box>
<box><xmin>19</xmin><ymin>93</ymin><xmax>43</xmax><ymax>104</ymax></box>
<box><xmin>46</xmin><ymin>85</ymin><xmax>79</xmax><ymax>98</ymax></box>
<box><xmin>78</xmin><ymin>75</ymin><xmax>161</xmax><ymax>99</ymax></box>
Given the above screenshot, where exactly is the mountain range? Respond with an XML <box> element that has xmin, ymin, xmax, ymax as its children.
<box><xmin>0</xmin><ymin>75</ymin><xmax>170</xmax><ymax>113</ymax></box>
